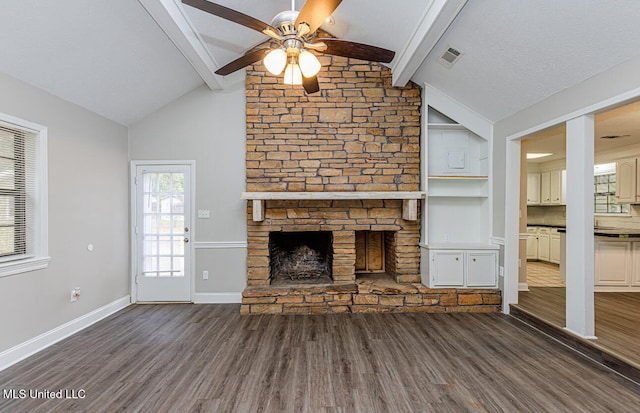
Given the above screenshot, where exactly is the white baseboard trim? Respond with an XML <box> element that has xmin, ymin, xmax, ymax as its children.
<box><xmin>518</xmin><ymin>282</ymin><xmax>530</xmax><ymax>292</ymax></box>
<box><xmin>193</xmin><ymin>292</ymin><xmax>242</xmax><ymax>304</ymax></box>
<box><xmin>0</xmin><ymin>296</ymin><xmax>130</xmax><ymax>372</ymax></box>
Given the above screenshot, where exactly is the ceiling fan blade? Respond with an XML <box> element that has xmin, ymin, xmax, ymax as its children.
<box><xmin>215</xmin><ymin>49</ymin><xmax>270</xmax><ymax>75</ymax></box>
<box><xmin>320</xmin><ymin>39</ymin><xmax>395</xmax><ymax>63</ymax></box>
<box><xmin>295</xmin><ymin>0</ymin><xmax>342</xmax><ymax>34</ymax></box>
<box><xmin>302</xmin><ymin>75</ymin><xmax>320</xmax><ymax>94</ymax></box>
<box><xmin>182</xmin><ymin>0</ymin><xmax>278</xmax><ymax>34</ymax></box>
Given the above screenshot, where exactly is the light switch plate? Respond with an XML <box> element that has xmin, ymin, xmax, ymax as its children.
<box><xmin>197</xmin><ymin>210</ymin><xmax>210</xmax><ymax>219</ymax></box>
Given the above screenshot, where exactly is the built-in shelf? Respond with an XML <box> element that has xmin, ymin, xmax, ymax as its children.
<box><xmin>426</xmin><ymin>123</ymin><xmax>466</xmax><ymax>130</ymax></box>
<box><xmin>241</xmin><ymin>191</ymin><xmax>426</xmax><ymax>222</ymax></box>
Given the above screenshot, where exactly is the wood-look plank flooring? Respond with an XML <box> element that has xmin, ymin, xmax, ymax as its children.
<box><xmin>517</xmin><ymin>287</ymin><xmax>640</xmax><ymax>368</ymax></box>
<box><xmin>1</xmin><ymin>304</ymin><xmax>639</xmax><ymax>412</ymax></box>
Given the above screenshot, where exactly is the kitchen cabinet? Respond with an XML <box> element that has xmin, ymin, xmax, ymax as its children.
<box><xmin>616</xmin><ymin>158</ymin><xmax>637</xmax><ymax>204</ymax></box>
<box><xmin>540</xmin><ymin>170</ymin><xmax>566</xmax><ymax>205</ymax></box>
<box><xmin>537</xmin><ymin>228</ymin><xmax>550</xmax><ymax>262</ymax></box>
<box><xmin>527</xmin><ymin>173</ymin><xmax>540</xmax><ymax>205</ymax></box>
<box><xmin>526</xmin><ymin>227</ymin><xmax>538</xmax><ymax>259</ymax></box>
<box><xmin>427</xmin><ymin>249</ymin><xmax>498</xmax><ymax>288</ymax></box>
<box><xmin>595</xmin><ymin>240</ymin><xmax>631</xmax><ymax>286</ymax></box>
<box><xmin>550</xmin><ymin>232</ymin><xmax>561</xmax><ymax>264</ymax></box>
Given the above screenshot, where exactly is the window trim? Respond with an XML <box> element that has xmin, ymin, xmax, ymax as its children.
<box><xmin>0</xmin><ymin>112</ymin><xmax>49</xmax><ymax>278</ymax></box>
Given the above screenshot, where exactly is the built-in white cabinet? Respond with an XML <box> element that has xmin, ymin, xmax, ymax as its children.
<box><xmin>467</xmin><ymin>252</ymin><xmax>498</xmax><ymax>286</ymax></box>
<box><xmin>616</xmin><ymin>158</ymin><xmax>638</xmax><ymax>204</ymax></box>
<box><xmin>422</xmin><ymin>106</ymin><xmax>497</xmax><ymax>289</ymax></box>
<box><xmin>527</xmin><ymin>173</ymin><xmax>540</xmax><ymax>205</ymax></box>
<box><xmin>537</xmin><ymin>233</ymin><xmax>550</xmax><ymax>261</ymax></box>
<box><xmin>430</xmin><ymin>251</ymin><xmax>464</xmax><ymax>287</ymax></box>
<box><xmin>428</xmin><ymin>249</ymin><xmax>498</xmax><ymax>288</ymax></box>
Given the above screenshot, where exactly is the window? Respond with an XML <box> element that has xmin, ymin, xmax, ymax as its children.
<box><xmin>594</xmin><ymin>163</ymin><xmax>629</xmax><ymax>214</ymax></box>
<box><xmin>0</xmin><ymin>114</ymin><xmax>48</xmax><ymax>277</ymax></box>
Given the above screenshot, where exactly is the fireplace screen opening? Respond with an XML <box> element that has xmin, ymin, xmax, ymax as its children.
<box><xmin>269</xmin><ymin>231</ymin><xmax>333</xmax><ymax>284</ymax></box>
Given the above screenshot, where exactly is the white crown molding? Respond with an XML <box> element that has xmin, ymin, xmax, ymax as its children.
<box><xmin>193</xmin><ymin>292</ymin><xmax>242</xmax><ymax>304</ymax></box>
<box><xmin>138</xmin><ymin>0</ymin><xmax>223</xmax><ymax>90</ymax></box>
<box><xmin>0</xmin><ymin>296</ymin><xmax>130</xmax><ymax>372</ymax></box>
<box><xmin>392</xmin><ymin>0</ymin><xmax>467</xmax><ymax>88</ymax></box>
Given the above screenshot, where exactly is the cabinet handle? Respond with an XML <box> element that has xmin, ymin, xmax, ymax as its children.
<box><xmin>455</xmin><ymin>257</ymin><xmax>459</xmax><ymax>261</ymax></box>
<box><xmin>473</xmin><ymin>258</ymin><xmax>476</xmax><ymax>262</ymax></box>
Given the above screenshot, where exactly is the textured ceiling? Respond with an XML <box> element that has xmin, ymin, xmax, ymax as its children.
<box><xmin>1</xmin><ymin>1</ymin><xmax>640</xmax><ymax>126</ymax></box>
<box><xmin>412</xmin><ymin>0</ymin><xmax>640</xmax><ymax>122</ymax></box>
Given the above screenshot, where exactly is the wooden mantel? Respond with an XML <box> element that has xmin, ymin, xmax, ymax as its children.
<box><xmin>241</xmin><ymin>191</ymin><xmax>426</xmax><ymax>222</ymax></box>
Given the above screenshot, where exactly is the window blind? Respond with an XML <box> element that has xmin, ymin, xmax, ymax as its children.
<box><xmin>0</xmin><ymin>124</ymin><xmax>36</xmax><ymax>261</ymax></box>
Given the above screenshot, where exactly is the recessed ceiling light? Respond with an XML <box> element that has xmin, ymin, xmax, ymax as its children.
<box><xmin>527</xmin><ymin>153</ymin><xmax>553</xmax><ymax>160</ymax></box>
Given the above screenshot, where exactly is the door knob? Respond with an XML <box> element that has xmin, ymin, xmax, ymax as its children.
<box><xmin>184</xmin><ymin>238</ymin><xmax>190</xmax><ymax>243</ymax></box>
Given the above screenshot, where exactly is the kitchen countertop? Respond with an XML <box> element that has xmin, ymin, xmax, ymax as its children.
<box><xmin>527</xmin><ymin>224</ymin><xmax>566</xmax><ymax>229</ymax></box>
<box><xmin>556</xmin><ymin>227</ymin><xmax>640</xmax><ymax>238</ymax></box>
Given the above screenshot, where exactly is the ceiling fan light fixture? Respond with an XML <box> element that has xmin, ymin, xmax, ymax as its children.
<box><xmin>263</xmin><ymin>48</ymin><xmax>287</xmax><ymax>75</ymax></box>
<box><xmin>298</xmin><ymin>50</ymin><xmax>321</xmax><ymax>77</ymax></box>
<box><xmin>283</xmin><ymin>62</ymin><xmax>303</xmax><ymax>85</ymax></box>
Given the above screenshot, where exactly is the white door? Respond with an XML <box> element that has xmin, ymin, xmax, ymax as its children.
<box><xmin>134</xmin><ymin>164</ymin><xmax>192</xmax><ymax>302</ymax></box>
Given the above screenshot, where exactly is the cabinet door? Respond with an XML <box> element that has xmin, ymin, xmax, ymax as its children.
<box><xmin>595</xmin><ymin>240</ymin><xmax>631</xmax><ymax>286</ymax></box>
<box><xmin>616</xmin><ymin>158</ymin><xmax>636</xmax><ymax>204</ymax></box>
<box><xmin>527</xmin><ymin>173</ymin><xmax>540</xmax><ymax>205</ymax></box>
<box><xmin>540</xmin><ymin>172</ymin><xmax>551</xmax><ymax>204</ymax></box>
<box><xmin>537</xmin><ymin>234</ymin><xmax>550</xmax><ymax>262</ymax></box>
<box><xmin>526</xmin><ymin>228</ymin><xmax>538</xmax><ymax>259</ymax></box>
<box><xmin>632</xmin><ymin>242</ymin><xmax>640</xmax><ymax>287</ymax></box>
<box><xmin>550</xmin><ymin>170</ymin><xmax>562</xmax><ymax>204</ymax></box>
<box><xmin>431</xmin><ymin>251</ymin><xmax>464</xmax><ymax>286</ymax></box>
<box><xmin>467</xmin><ymin>252</ymin><xmax>497</xmax><ymax>287</ymax></box>
<box><xmin>550</xmin><ymin>235</ymin><xmax>560</xmax><ymax>264</ymax></box>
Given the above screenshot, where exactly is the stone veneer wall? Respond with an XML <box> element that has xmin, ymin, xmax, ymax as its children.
<box><xmin>246</xmin><ymin>199</ymin><xmax>420</xmax><ymax>286</ymax></box>
<box><xmin>245</xmin><ymin>55</ymin><xmax>421</xmax><ymax>192</ymax></box>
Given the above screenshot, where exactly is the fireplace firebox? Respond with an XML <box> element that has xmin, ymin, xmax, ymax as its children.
<box><xmin>269</xmin><ymin>231</ymin><xmax>333</xmax><ymax>284</ymax></box>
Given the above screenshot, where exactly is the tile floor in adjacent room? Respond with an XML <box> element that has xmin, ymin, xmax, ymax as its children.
<box><xmin>526</xmin><ymin>261</ymin><xmax>565</xmax><ymax>287</ymax></box>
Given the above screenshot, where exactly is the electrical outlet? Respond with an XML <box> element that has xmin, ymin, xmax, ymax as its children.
<box><xmin>499</xmin><ymin>266</ymin><xmax>504</xmax><ymax>277</ymax></box>
<box><xmin>203</xmin><ymin>270</ymin><xmax>209</xmax><ymax>280</ymax></box>
<box><xmin>70</xmin><ymin>289</ymin><xmax>78</xmax><ymax>302</ymax></box>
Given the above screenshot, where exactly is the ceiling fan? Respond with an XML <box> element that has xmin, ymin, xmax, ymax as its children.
<box><xmin>182</xmin><ymin>0</ymin><xmax>396</xmax><ymax>94</ymax></box>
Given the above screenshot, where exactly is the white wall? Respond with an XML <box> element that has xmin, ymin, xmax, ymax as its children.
<box><xmin>0</xmin><ymin>73</ymin><xmax>129</xmax><ymax>353</ymax></box>
<box><xmin>129</xmin><ymin>83</ymin><xmax>247</xmax><ymax>295</ymax></box>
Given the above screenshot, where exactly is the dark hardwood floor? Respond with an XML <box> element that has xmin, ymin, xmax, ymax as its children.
<box><xmin>516</xmin><ymin>287</ymin><xmax>640</xmax><ymax>368</ymax></box>
<box><xmin>1</xmin><ymin>304</ymin><xmax>639</xmax><ymax>412</ymax></box>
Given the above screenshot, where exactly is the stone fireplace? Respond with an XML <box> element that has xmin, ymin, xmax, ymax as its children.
<box><xmin>240</xmin><ymin>51</ymin><xmax>501</xmax><ymax>314</ymax></box>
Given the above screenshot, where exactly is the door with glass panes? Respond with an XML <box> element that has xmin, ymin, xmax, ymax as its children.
<box><xmin>135</xmin><ymin>164</ymin><xmax>191</xmax><ymax>301</ymax></box>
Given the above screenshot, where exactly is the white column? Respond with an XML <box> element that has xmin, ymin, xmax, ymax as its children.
<box><xmin>502</xmin><ymin>139</ymin><xmax>521</xmax><ymax>313</ymax></box>
<box><xmin>565</xmin><ymin>115</ymin><xmax>596</xmax><ymax>338</ymax></box>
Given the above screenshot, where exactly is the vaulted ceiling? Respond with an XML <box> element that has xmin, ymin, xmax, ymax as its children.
<box><xmin>1</xmin><ymin>0</ymin><xmax>639</xmax><ymax>126</ymax></box>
